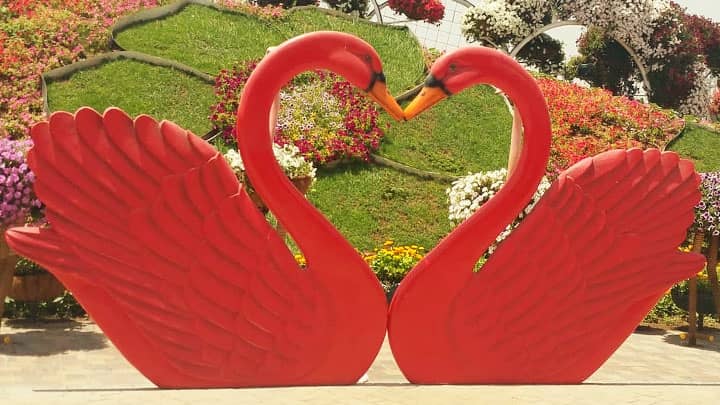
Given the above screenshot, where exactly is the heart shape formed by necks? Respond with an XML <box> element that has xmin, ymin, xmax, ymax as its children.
<box><xmin>388</xmin><ymin>46</ymin><xmax>704</xmax><ymax>384</ymax></box>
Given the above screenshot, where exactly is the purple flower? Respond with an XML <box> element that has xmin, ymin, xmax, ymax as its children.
<box><xmin>0</xmin><ymin>137</ymin><xmax>42</xmax><ymax>227</ymax></box>
<box><xmin>694</xmin><ymin>172</ymin><xmax>720</xmax><ymax>234</ymax></box>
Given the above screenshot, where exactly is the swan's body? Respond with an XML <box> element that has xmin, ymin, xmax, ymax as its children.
<box><xmin>389</xmin><ymin>47</ymin><xmax>705</xmax><ymax>384</ymax></box>
<box><xmin>5</xmin><ymin>32</ymin><xmax>404</xmax><ymax>388</ymax></box>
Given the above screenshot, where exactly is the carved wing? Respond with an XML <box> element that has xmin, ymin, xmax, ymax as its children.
<box><xmin>8</xmin><ymin>107</ymin><xmax>330</xmax><ymax>385</ymax></box>
<box><xmin>450</xmin><ymin>149</ymin><xmax>704</xmax><ymax>382</ymax></box>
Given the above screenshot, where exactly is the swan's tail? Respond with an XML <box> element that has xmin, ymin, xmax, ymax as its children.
<box><xmin>4</xmin><ymin>226</ymin><xmax>81</xmax><ymax>278</ymax></box>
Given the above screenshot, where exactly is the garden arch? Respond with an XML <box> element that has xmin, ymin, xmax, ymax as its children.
<box><xmin>509</xmin><ymin>20</ymin><xmax>653</xmax><ymax>94</ymax></box>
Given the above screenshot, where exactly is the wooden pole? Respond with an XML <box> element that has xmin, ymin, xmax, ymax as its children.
<box><xmin>1</xmin><ymin>231</ymin><xmax>20</xmax><ymax>338</ymax></box>
<box><xmin>706</xmin><ymin>235</ymin><xmax>720</xmax><ymax>321</ymax></box>
<box><xmin>507</xmin><ymin>105</ymin><xmax>523</xmax><ymax>179</ymax></box>
<box><xmin>688</xmin><ymin>231</ymin><xmax>705</xmax><ymax>346</ymax></box>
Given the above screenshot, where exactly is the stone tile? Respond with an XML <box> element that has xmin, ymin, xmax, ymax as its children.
<box><xmin>1</xmin><ymin>319</ymin><xmax>719</xmax><ymax>403</ymax></box>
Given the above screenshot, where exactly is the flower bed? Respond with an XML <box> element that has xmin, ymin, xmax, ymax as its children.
<box><xmin>0</xmin><ymin>138</ymin><xmax>42</xmax><ymax>227</ymax></box>
<box><xmin>364</xmin><ymin>240</ymin><xmax>425</xmax><ymax>294</ymax></box>
<box><xmin>537</xmin><ymin>77</ymin><xmax>684</xmax><ymax>175</ymax></box>
<box><xmin>461</xmin><ymin>0</ymin><xmax>720</xmax><ymax>117</ymax></box>
<box><xmin>447</xmin><ymin>168</ymin><xmax>551</xmax><ymax>254</ymax></box>
<box><xmin>0</xmin><ymin>0</ymin><xmax>165</xmax><ymax>139</ymax></box>
<box><xmin>387</xmin><ymin>0</ymin><xmax>444</xmax><ymax>25</ymax></box>
<box><xmin>210</xmin><ymin>61</ymin><xmax>385</xmax><ymax>165</ymax></box>
<box><xmin>223</xmin><ymin>142</ymin><xmax>317</xmax><ymax>193</ymax></box>
<box><xmin>293</xmin><ymin>240</ymin><xmax>426</xmax><ymax>296</ymax></box>
<box><xmin>213</xmin><ymin>0</ymin><xmax>285</xmax><ymax>19</ymax></box>
<box><xmin>695</xmin><ymin>172</ymin><xmax>720</xmax><ymax>236</ymax></box>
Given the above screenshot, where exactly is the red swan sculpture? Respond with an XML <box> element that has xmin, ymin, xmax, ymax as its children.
<box><xmin>389</xmin><ymin>47</ymin><xmax>705</xmax><ymax>384</ymax></box>
<box><xmin>4</xmin><ymin>32</ymin><xmax>403</xmax><ymax>388</ymax></box>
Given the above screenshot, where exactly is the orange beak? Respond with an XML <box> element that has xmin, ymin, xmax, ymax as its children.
<box><xmin>366</xmin><ymin>81</ymin><xmax>405</xmax><ymax>121</ymax></box>
<box><xmin>403</xmin><ymin>86</ymin><xmax>449</xmax><ymax>120</ymax></box>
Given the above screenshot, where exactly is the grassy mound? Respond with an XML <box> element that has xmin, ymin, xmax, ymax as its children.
<box><xmin>114</xmin><ymin>5</ymin><xmax>425</xmax><ymax>94</ymax></box>
<box><xmin>668</xmin><ymin>124</ymin><xmax>720</xmax><ymax>172</ymax></box>
<box><xmin>47</xmin><ymin>59</ymin><xmax>215</xmax><ymax>135</ymax></box>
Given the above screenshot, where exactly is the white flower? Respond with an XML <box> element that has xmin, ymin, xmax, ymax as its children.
<box><xmin>679</xmin><ymin>62</ymin><xmax>716</xmax><ymax>119</ymax></box>
<box><xmin>223</xmin><ymin>143</ymin><xmax>317</xmax><ymax>184</ymax></box>
<box><xmin>224</xmin><ymin>149</ymin><xmax>244</xmax><ymax>176</ymax></box>
<box><xmin>447</xmin><ymin>168</ymin><xmax>551</xmax><ymax>252</ymax></box>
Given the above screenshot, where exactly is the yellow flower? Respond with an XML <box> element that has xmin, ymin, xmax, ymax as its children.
<box><xmin>383</xmin><ymin>240</ymin><xmax>394</xmax><ymax>247</ymax></box>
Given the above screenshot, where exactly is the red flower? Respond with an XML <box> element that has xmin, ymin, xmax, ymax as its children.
<box><xmin>387</xmin><ymin>0</ymin><xmax>444</xmax><ymax>24</ymax></box>
<box><xmin>536</xmin><ymin>78</ymin><xmax>683</xmax><ymax>177</ymax></box>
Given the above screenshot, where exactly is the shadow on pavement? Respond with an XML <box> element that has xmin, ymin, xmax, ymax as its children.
<box><xmin>0</xmin><ymin>319</ymin><xmax>107</xmax><ymax>356</ymax></box>
<box><xmin>4</xmin><ymin>318</ymin><xmax>85</xmax><ymax>330</ymax></box>
<box><xmin>634</xmin><ymin>325</ymin><xmax>668</xmax><ymax>335</ymax></box>
<box><xmin>662</xmin><ymin>333</ymin><xmax>720</xmax><ymax>353</ymax></box>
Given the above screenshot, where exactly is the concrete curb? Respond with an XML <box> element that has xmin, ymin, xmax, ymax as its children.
<box><xmin>371</xmin><ymin>154</ymin><xmax>458</xmax><ymax>182</ymax></box>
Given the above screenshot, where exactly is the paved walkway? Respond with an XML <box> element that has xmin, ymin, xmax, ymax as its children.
<box><xmin>1</xmin><ymin>319</ymin><xmax>719</xmax><ymax>404</ymax></box>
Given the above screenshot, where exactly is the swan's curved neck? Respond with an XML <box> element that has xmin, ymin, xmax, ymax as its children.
<box><xmin>236</xmin><ymin>36</ymin><xmax>357</xmax><ymax>272</ymax></box>
<box><xmin>434</xmin><ymin>52</ymin><xmax>552</xmax><ymax>272</ymax></box>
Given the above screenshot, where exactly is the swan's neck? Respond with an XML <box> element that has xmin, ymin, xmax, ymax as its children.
<box><xmin>236</xmin><ymin>41</ymin><xmax>359</xmax><ymax>279</ymax></box>
<box><xmin>430</xmin><ymin>56</ymin><xmax>552</xmax><ymax>277</ymax></box>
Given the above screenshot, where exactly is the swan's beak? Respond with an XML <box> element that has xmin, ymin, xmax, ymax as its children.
<box><xmin>404</xmin><ymin>86</ymin><xmax>448</xmax><ymax>120</ymax></box>
<box><xmin>366</xmin><ymin>81</ymin><xmax>405</xmax><ymax>121</ymax></box>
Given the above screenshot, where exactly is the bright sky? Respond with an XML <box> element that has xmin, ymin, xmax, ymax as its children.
<box><xmin>549</xmin><ymin>0</ymin><xmax>720</xmax><ymax>60</ymax></box>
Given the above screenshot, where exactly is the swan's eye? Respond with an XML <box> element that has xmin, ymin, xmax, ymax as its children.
<box><xmin>449</xmin><ymin>63</ymin><xmax>457</xmax><ymax>72</ymax></box>
<box><xmin>364</xmin><ymin>54</ymin><xmax>372</xmax><ymax>63</ymax></box>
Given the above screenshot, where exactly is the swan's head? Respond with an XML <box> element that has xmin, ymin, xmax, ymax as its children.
<box><xmin>404</xmin><ymin>47</ymin><xmax>489</xmax><ymax>119</ymax></box>
<box><xmin>319</xmin><ymin>32</ymin><xmax>405</xmax><ymax>121</ymax></box>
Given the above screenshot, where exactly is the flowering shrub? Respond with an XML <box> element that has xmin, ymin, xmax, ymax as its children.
<box><xmin>210</xmin><ymin>59</ymin><xmax>258</xmax><ymax>140</ymax></box>
<box><xmin>695</xmin><ymin>172</ymin><xmax>720</xmax><ymax>236</ymax></box>
<box><xmin>559</xmin><ymin>0</ymin><xmax>678</xmax><ymax>66</ymax></box>
<box><xmin>252</xmin><ymin>0</ymin><xmax>318</xmax><ymax>9</ymax></box>
<box><xmin>674</xmin><ymin>266</ymin><xmax>720</xmax><ymax>292</ymax></box>
<box><xmin>678</xmin><ymin>62</ymin><xmax>716</xmax><ymax>118</ymax></box>
<box><xmin>210</xmin><ymin>61</ymin><xmax>385</xmax><ymax>165</ymax></box>
<box><xmin>709</xmin><ymin>88</ymin><xmax>720</xmax><ymax>120</ymax></box>
<box><xmin>213</xmin><ymin>0</ymin><xmax>284</xmax><ymax>19</ymax></box>
<box><xmin>388</xmin><ymin>0</ymin><xmax>444</xmax><ymax>25</ymax></box>
<box><xmin>0</xmin><ymin>138</ymin><xmax>42</xmax><ymax>227</ymax></box>
<box><xmin>462</xmin><ymin>0</ymin><xmax>541</xmax><ymax>47</ymax></box>
<box><xmin>364</xmin><ymin>240</ymin><xmax>425</xmax><ymax>292</ymax></box>
<box><xmin>291</xmin><ymin>241</ymin><xmax>426</xmax><ymax>291</ymax></box>
<box><xmin>421</xmin><ymin>47</ymin><xmax>444</xmax><ymax>70</ymax></box>
<box><xmin>537</xmin><ymin>77</ymin><xmax>683</xmax><ymax>174</ymax></box>
<box><xmin>325</xmin><ymin>0</ymin><xmax>368</xmax><ymax>18</ymax></box>
<box><xmin>447</xmin><ymin>168</ymin><xmax>550</xmax><ymax>254</ymax></box>
<box><xmin>0</xmin><ymin>1</ymin><xmax>166</xmax><ymax>24</ymax></box>
<box><xmin>0</xmin><ymin>1</ymin><xmax>165</xmax><ymax>138</ymax></box>
<box><xmin>461</xmin><ymin>0</ymin><xmax>719</xmax><ymax>116</ymax></box>
<box><xmin>275</xmin><ymin>72</ymin><xmax>384</xmax><ymax>164</ymax></box>
<box><xmin>223</xmin><ymin>143</ymin><xmax>316</xmax><ymax>186</ymax></box>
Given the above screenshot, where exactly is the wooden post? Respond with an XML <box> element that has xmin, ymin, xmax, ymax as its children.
<box><xmin>706</xmin><ymin>235</ymin><xmax>720</xmax><ymax>321</ymax></box>
<box><xmin>1</xmin><ymin>231</ymin><xmax>20</xmax><ymax>337</ymax></box>
<box><xmin>688</xmin><ymin>231</ymin><xmax>705</xmax><ymax>346</ymax></box>
<box><xmin>507</xmin><ymin>105</ymin><xmax>523</xmax><ymax>179</ymax></box>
